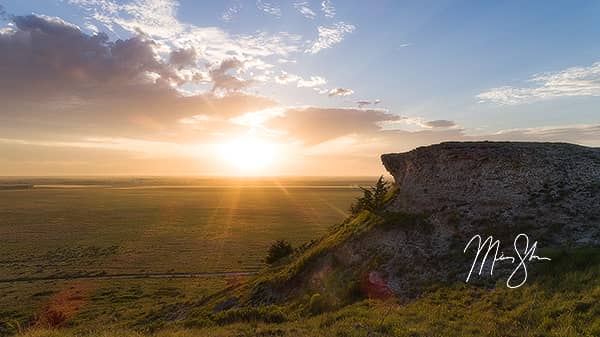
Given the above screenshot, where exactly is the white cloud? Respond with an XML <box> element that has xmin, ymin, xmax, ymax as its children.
<box><xmin>298</xmin><ymin>76</ymin><xmax>327</xmax><ymax>88</ymax></box>
<box><xmin>69</xmin><ymin>0</ymin><xmax>305</xmax><ymax>91</ymax></box>
<box><xmin>70</xmin><ymin>1</ymin><xmax>300</xmax><ymax>61</ymax></box>
<box><xmin>256</xmin><ymin>0</ymin><xmax>281</xmax><ymax>17</ymax></box>
<box><xmin>321</xmin><ymin>0</ymin><xmax>335</xmax><ymax>18</ymax></box>
<box><xmin>306</xmin><ymin>22</ymin><xmax>355</xmax><ymax>54</ymax></box>
<box><xmin>221</xmin><ymin>2</ymin><xmax>242</xmax><ymax>22</ymax></box>
<box><xmin>478</xmin><ymin>61</ymin><xmax>600</xmax><ymax>105</ymax></box>
<box><xmin>275</xmin><ymin>71</ymin><xmax>301</xmax><ymax>84</ymax></box>
<box><xmin>84</xmin><ymin>0</ymin><xmax>184</xmax><ymax>38</ymax></box>
<box><xmin>275</xmin><ymin>71</ymin><xmax>326</xmax><ymax>88</ymax></box>
<box><xmin>293</xmin><ymin>1</ymin><xmax>316</xmax><ymax>19</ymax></box>
<box><xmin>327</xmin><ymin>87</ymin><xmax>354</xmax><ymax>97</ymax></box>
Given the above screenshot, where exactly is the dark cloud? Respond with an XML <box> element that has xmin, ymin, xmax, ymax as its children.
<box><xmin>0</xmin><ymin>14</ymin><xmax>274</xmax><ymax>141</ymax></box>
<box><xmin>424</xmin><ymin>120</ymin><xmax>456</xmax><ymax>128</ymax></box>
<box><xmin>209</xmin><ymin>58</ymin><xmax>250</xmax><ymax>92</ymax></box>
<box><xmin>267</xmin><ymin>107</ymin><xmax>400</xmax><ymax>144</ymax></box>
<box><xmin>356</xmin><ymin>100</ymin><xmax>371</xmax><ymax>108</ymax></box>
<box><xmin>356</xmin><ymin>99</ymin><xmax>381</xmax><ymax>108</ymax></box>
<box><xmin>0</xmin><ymin>14</ymin><xmax>183</xmax><ymax>95</ymax></box>
<box><xmin>169</xmin><ymin>47</ymin><xmax>198</xmax><ymax>69</ymax></box>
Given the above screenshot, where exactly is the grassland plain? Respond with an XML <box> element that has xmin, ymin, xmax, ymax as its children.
<box><xmin>0</xmin><ymin>177</ymin><xmax>368</xmax><ymax>335</ymax></box>
<box><xmin>10</xmin><ymin>248</ymin><xmax>600</xmax><ymax>336</ymax></box>
<box><xmin>3</xmin><ymin>177</ymin><xmax>599</xmax><ymax>336</ymax></box>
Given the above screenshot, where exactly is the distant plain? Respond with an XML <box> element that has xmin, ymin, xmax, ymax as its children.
<box><xmin>0</xmin><ymin>177</ymin><xmax>368</xmax><ymax>331</ymax></box>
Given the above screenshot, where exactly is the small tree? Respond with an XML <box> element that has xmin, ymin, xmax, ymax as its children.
<box><xmin>350</xmin><ymin>176</ymin><xmax>390</xmax><ymax>215</ymax></box>
<box><xmin>265</xmin><ymin>240</ymin><xmax>293</xmax><ymax>264</ymax></box>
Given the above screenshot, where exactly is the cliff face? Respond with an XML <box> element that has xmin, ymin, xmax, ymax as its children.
<box><xmin>381</xmin><ymin>142</ymin><xmax>600</xmax><ymax>246</ymax></box>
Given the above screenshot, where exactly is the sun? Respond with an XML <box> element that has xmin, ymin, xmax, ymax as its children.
<box><xmin>218</xmin><ymin>136</ymin><xmax>278</xmax><ymax>173</ymax></box>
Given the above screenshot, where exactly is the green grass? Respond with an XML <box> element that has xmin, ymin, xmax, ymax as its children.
<box><xmin>0</xmin><ymin>177</ymin><xmax>365</xmax><ymax>280</ymax></box>
<box><xmin>13</xmin><ymin>247</ymin><xmax>600</xmax><ymax>337</ymax></box>
<box><xmin>3</xmin><ymin>177</ymin><xmax>600</xmax><ymax>337</ymax></box>
<box><xmin>0</xmin><ymin>177</ymin><xmax>367</xmax><ymax>335</ymax></box>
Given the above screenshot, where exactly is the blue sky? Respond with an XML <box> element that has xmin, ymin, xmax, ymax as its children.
<box><xmin>0</xmin><ymin>1</ymin><xmax>599</xmax><ymax>175</ymax></box>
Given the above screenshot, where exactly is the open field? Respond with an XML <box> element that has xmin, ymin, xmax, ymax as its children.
<box><xmin>0</xmin><ymin>177</ymin><xmax>368</xmax><ymax>334</ymax></box>
<box><xmin>10</xmin><ymin>248</ymin><xmax>600</xmax><ymax>337</ymax></box>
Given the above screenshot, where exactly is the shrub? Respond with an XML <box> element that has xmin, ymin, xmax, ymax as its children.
<box><xmin>265</xmin><ymin>240</ymin><xmax>293</xmax><ymax>264</ymax></box>
<box><xmin>350</xmin><ymin>176</ymin><xmax>390</xmax><ymax>215</ymax></box>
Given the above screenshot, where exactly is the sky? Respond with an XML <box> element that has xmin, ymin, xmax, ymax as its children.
<box><xmin>0</xmin><ymin>0</ymin><xmax>599</xmax><ymax>176</ymax></box>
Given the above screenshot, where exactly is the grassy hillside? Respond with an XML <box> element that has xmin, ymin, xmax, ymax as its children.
<box><xmin>14</xmin><ymin>247</ymin><xmax>600</xmax><ymax>336</ymax></box>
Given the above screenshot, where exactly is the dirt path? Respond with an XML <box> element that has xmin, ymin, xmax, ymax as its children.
<box><xmin>0</xmin><ymin>271</ymin><xmax>258</xmax><ymax>283</ymax></box>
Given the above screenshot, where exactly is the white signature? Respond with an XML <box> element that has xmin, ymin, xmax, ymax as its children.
<box><xmin>463</xmin><ymin>233</ymin><xmax>551</xmax><ymax>288</ymax></box>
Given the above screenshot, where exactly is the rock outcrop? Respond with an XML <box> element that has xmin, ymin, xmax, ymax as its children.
<box><xmin>381</xmin><ymin>141</ymin><xmax>600</xmax><ymax>246</ymax></box>
<box><xmin>247</xmin><ymin>142</ymin><xmax>600</xmax><ymax>305</ymax></box>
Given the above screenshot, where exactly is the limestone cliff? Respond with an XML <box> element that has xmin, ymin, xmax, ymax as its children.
<box><xmin>381</xmin><ymin>141</ymin><xmax>600</xmax><ymax>246</ymax></box>
<box><xmin>244</xmin><ymin>142</ymin><xmax>600</xmax><ymax>306</ymax></box>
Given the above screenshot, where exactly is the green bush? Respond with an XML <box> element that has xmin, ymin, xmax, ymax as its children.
<box><xmin>265</xmin><ymin>240</ymin><xmax>294</xmax><ymax>264</ymax></box>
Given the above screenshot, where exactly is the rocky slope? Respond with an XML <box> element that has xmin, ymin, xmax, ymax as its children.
<box><xmin>240</xmin><ymin>142</ymin><xmax>600</xmax><ymax>307</ymax></box>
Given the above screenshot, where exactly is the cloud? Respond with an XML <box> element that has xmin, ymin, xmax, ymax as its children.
<box><xmin>423</xmin><ymin>120</ymin><xmax>456</xmax><ymax>128</ymax></box>
<box><xmin>169</xmin><ymin>47</ymin><xmax>197</xmax><ymax>69</ymax></box>
<box><xmin>327</xmin><ymin>87</ymin><xmax>354</xmax><ymax>97</ymax></box>
<box><xmin>306</xmin><ymin>22</ymin><xmax>355</xmax><ymax>54</ymax></box>
<box><xmin>209</xmin><ymin>58</ymin><xmax>250</xmax><ymax>92</ymax></box>
<box><xmin>298</xmin><ymin>76</ymin><xmax>327</xmax><ymax>88</ymax></box>
<box><xmin>256</xmin><ymin>0</ymin><xmax>281</xmax><ymax>17</ymax></box>
<box><xmin>0</xmin><ymin>14</ymin><xmax>275</xmax><ymax>140</ymax></box>
<box><xmin>275</xmin><ymin>71</ymin><xmax>301</xmax><ymax>84</ymax></box>
<box><xmin>478</xmin><ymin>61</ymin><xmax>600</xmax><ymax>105</ymax></box>
<box><xmin>293</xmin><ymin>1</ymin><xmax>316</xmax><ymax>19</ymax></box>
<box><xmin>221</xmin><ymin>2</ymin><xmax>242</xmax><ymax>22</ymax></box>
<box><xmin>356</xmin><ymin>100</ymin><xmax>371</xmax><ymax>108</ymax></box>
<box><xmin>486</xmin><ymin>124</ymin><xmax>600</xmax><ymax>145</ymax></box>
<box><xmin>77</xmin><ymin>0</ymin><xmax>185</xmax><ymax>38</ymax></box>
<box><xmin>70</xmin><ymin>0</ymin><xmax>303</xmax><ymax>67</ymax></box>
<box><xmin>275</xmin><ymin>71</ymin><xmax>326</xmax><ymax>88</ymax></box>
<box><xmin>321</xmin><ymin>0</ymin><xmax>336</xmax><ymax>18</ymax></box>
<box><xmin>0</xmin><ymin>14</ymin><xmax>186</xmax><ymax>94</ymax></box>
<box><xmin>356</xmin><ymin>99</ymin><xmax>381</xmax><ymax>108</ymax></box>
<box><xmin>267</xmin><ymin>107</ymin><xmax>401</xmax><ymax>144</ymax></box>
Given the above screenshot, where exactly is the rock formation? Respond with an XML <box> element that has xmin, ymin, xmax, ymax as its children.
<box><xmin>381</xmin><ymin>141</ymin><xmax>600</xmax><ymax>246</ymax></box>
<box><xmin>247</xmin><ymin>142</ymin><xmax>600</xmax><ymax>305</ymax></box>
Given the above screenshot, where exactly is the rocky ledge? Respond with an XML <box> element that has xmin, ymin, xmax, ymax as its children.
<box><xmin>381</xmin><ymin>141</ymin><xmax>600</xmax><ymax>246</ymax></box>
